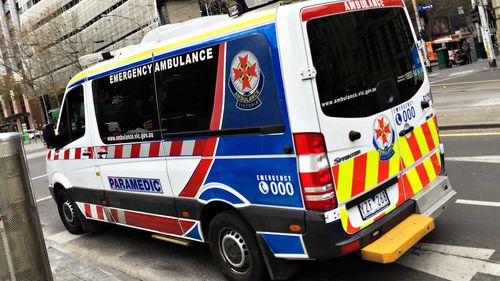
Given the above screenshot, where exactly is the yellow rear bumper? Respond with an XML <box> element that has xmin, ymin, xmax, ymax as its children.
<box><xmin>361</xmin><ymin>214</ymin><xmax>435</xmax><ymax>263</ymax></box>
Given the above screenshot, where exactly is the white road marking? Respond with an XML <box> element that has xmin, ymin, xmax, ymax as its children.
<box><xmin>472</xmin><ymin>97</ymin><xmax>500</xmax><ymax>107</ymax></box>
<box><xmin>441</xmin><ymin>132</ymin><xmax>500</xmax><ymax>137</ymax></box>
<box><xmin>31</xmin><ymin>174</ymin><xmax>47</xmax><ymax>180</ymax></box>
<box><xmin>446</xmin><ymin>156</ymin><xmax>500</xmax><ymax>164</ymax></box>
<box><xmin>456</xmin><ymin>199</ymin><xmax>500</xmax><ymax>208</ymax></box>
<box><xmin>449</xmin><ymin>69</ymin><xmax>476</xmax><ymax>77</ymax></box>
<box><xmin>428</xmin><ymin>72</ymin><xmax>441</xmax><ymax>77</ymax></box>
<box><xmin>36</xmin><ymin>196</ymin><xmax>52</xmax><ymax>203</ymax></box>
<box><xmin>398</xmin><ymin>243</ymin><xmax>500</xmax><ymax>281</ymax></box>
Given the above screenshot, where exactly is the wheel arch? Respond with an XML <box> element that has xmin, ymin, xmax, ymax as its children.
<box><xmin>200</xmin><ymin>200</ymin><xmax>243</xmax><ymax>240</ymax></box>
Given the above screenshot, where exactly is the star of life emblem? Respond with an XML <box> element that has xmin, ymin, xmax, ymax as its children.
<box><xmin>372</xmin><ymin>115</ymin><xmax>395</xmax><ymax>161</ymax></box>
<box><xmin>229</xmin><ymin>51</ymin><xmax>264</xmax><ymax>110</ymax></box>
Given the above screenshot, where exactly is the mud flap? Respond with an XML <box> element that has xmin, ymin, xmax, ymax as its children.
<box><xmin>256</xmin><ymin>235</ymin><xmax>301</xmax><ymax>280</ymax></box>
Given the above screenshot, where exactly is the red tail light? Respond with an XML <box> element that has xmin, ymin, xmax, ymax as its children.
<box><xmin>293</xmin><ymin>133</ymin><xmax>337</xmax><ymax>211</ymax></box>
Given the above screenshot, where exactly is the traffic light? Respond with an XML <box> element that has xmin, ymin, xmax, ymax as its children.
<box><xmin>471</xmin><ymin>6</ymin><xmax>480</xmax><ymax>24</ymax></box>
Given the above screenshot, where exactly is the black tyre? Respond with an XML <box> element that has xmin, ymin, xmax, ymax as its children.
<box><xmin>56</xmin><ymin>189</ymin><xmax>86</xmax><ymax>234</ymax></box>
<box><xmin>208</xmin><ymin>211</ymin><xmax>267</xmax><ymax>281</ymax></box>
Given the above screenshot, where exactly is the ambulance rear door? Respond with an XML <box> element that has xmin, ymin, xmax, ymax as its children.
<box><xmin>301</xmin><ymin>0</ymin><xmax>432</xmax><ymax>234</ymax></box>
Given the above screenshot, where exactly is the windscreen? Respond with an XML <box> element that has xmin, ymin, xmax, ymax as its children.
<box><xmin>307</xmin><ymin>8</ymin><xmax>424</xmax><ymax>118</ymax></box>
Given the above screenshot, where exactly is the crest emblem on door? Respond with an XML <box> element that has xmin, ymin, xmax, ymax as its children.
<box><xmin>229</xmin><ymin>51</ymin><xmax>264</xmax><ymax>110</ymax></box>
<box><xmin>372</xmin><ymin>115</ymin><xmax>395</xmax><ymax>161</ymax></box>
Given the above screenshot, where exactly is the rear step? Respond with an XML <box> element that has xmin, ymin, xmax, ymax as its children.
<box><xmin>361</xmin><ymin>214</ymin><xmax>434</xmax><ymax>263</ymax></box>
<box><xmin>152</xmin><ymin>234</ymin><xmax>192</xmax><ymax>247</ymax></box>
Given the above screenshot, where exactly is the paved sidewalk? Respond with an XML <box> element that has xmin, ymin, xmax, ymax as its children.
<box><xmin>47</xmin><ymin>241</ymin><xmax>140</xmax><ymax>281</ymax></box>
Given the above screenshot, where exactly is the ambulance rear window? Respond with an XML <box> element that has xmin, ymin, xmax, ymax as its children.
<box><xmin>307</xmin><ymin>8</ymin><xmax>424</xmax><ymax>118</ymax></box>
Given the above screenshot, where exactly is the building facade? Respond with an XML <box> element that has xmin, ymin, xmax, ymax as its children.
<box><xmin>493</xmin><ymin>0</ymin><xmax>500</xmax><ymax>41</ymax></box>
<box><xmin>0</xmin><ymin>0</ymin><xmax>202</xmax><ymax>131</ymax></box>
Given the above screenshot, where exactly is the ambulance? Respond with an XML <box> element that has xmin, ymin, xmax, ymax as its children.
<box><xmin>44</xmin><ymin>0</ymin><xmax>456</xmax><ymax>280</ymax></box>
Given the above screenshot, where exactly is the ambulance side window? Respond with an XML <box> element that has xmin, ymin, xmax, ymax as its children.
<box><xmin>92</xmin><ymin>63</ymin><xmax>161</xmax><ymax>144</ymax></box>
<box><xmin>57</xmin><ymin>85</ymin><xmax>85</xmax><ymax>147</ymax></box>
<box><xmin>155</xmin><ymin>45</ymin><xmax>219</xmax><ymax>134</ymax></box>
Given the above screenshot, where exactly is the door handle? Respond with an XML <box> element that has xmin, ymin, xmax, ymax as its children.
<box><xmin>97</xmin><ymin>151</ymin><xmax>108</xmax><ymax>155</ymax></box>
<box><xmin>349</xmin><ymin>130</ymin><xmax>361</xmax><ymax>141</ymax></box>
<box><xmin>421</xmin><ymin>100</ymin><xmax>430</xmax><ymax>109</ymax></box>
<box><xmin>82</xmin><ymin>151</ymin><xmax>92</xmax><ymax>156</ymax></box>
<box><xmin>399</xmin><ymin>126</ymin><xmax>414</xmax><ymax>137</ymax></box>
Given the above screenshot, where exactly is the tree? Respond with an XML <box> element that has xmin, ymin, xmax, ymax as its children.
<box><xmin>0</xmin><ymin>9</ymin><xmax>91</xmax><ymax>101</ymax></box>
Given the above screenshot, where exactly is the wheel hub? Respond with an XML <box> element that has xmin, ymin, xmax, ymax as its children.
<box><xmin>62</xmin><ymin>200</ymin><xmax>75</xmax><ymax>224</ymax></box>
<box><xmin>220</xmin><ymin>229</ymin><xmax>250</xmax><ymax>274</ymax></box>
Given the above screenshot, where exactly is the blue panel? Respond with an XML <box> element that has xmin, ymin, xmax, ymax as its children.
<box><xmin>185</xmin><ymin>223</ymin><xmax>203</xmax><ymax>241</ymax></box>
<box><xmin>261</xmin><ymin>233</ymin><xmax>305</xmax><ymax>255</ymax></box>
<box><xmin>199</xmin><ymin>188</ymin><xmax>246</xmax><ymax>205</ymax></box>
<box><xmin>215</xmin><ymin>24</ymin><xmax>294</xmax><ymax>157</ymax></box>
<box><xmin>204</xmin><ymin>158</ymin><xmax>303</xmax><ymax>208</ymax></box>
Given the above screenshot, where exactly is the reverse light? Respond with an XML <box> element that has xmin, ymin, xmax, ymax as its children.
<box><xmin>293</xmin><ymin>133</ymin><xmax>338</xmax><ymax>211</ymax></box>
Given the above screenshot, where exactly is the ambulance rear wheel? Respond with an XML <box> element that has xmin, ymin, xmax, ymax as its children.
<box><xmin>208</xmin><ymin>211</ymin><xmax>266</xmax><ymax>281</ymax></box>
<box><xmin>56</xmin><ymin>189</ymin><xmax>85</xmax><ymax>234</ymax></box>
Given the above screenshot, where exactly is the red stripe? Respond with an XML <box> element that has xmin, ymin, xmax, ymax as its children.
<box><xmin>114</xmin><ymin>145</ymin><xmax>123</xmax><ymax>158</ymax></box>
<box><xmin>415</xmin><ymin>163</ymin><xmax>430</xmax><ymax>188</ymax></box>
<box><xmin>170</xmin><ymin>141</ymin><xmax>183</xmax><ymax>156</ymax></box>
<box><xmin>420</xmin><ymin>122</ymin><xmax>437</xmax><ymax>151</ymax></box>
<box><xmin>406</xmin><ymin>133</ymin><xmax>423</xmax><ymax>161</ymax></box>
<box><xmin>203</xmin><ymin>138</ymin><xmax>218</xmax><ymax>157</ymax></box>
<box><xmin>124</xmin><ymin>211</ymin><xmax>183</xmax><ymax>235</ymax></box>
<box><xmin>75</xmin><ymin>148</ymin><xmax>81</xmax><ymax>159</ymax></box>
<box><xmin>180</xmin><ymin>220</ymin><xmax>196</xmax><ymax>233</ymax></box>
<box><xmin>110</xmin><ymin>209</ymin><xmax>119</xmax><ymax>223</ymax></box>
<box><xmin>301</xmin><ymin>0</ymin><xmax>404</xmax><ymax>21</ymax></box>
<box><xmin>210</xmin><ymin>43</ymin><xmax>225</xmax><ymax>130</ymax></box>
<box><xmin>64</xmin><ymin>149</ymin><xmax>70</xmax><ymax>160</ymax></box>
<box><xmin>179</xmin><ymin>159</ymin><xmax>213</xmax><ymax>197</ymax></box>
<box><xmin>87</xmin><ymin>147</ymin><xmax>93</xmax><ymax>158</ymax></box>
<box><xmin>131</xmin><ymin>143</ymin><xmax>141</xmax><ymax>158</ymax></box>
<box><xmin>396</xmin><ymin>177</ymin><xmax>405</xmax><ymax>205</ymax></box>
<box><xmin>47</xmin><ymin>150</ymin><xmax>52</xmax><ymax>160</ymax></box>
<box><xmin>351</xmin><ymin>154</ymin><xmax>367</xmax><ymax>197</ymax></box>
<box><xmin>332</xmin><ymin>165</ymin><xmax>340</xmax><ymax>188</ymax></box>
<box><xmin>96</xmin><ymin>206</ymin><xmax>104</xmax><ymax>220</ymax></box>
<box><xmin>193</xmin><ymin>139</ymin><xmax>207</xmax><ymax>156</ymax></box>
<box><xmin>430</xmin><ymin>153</ymin><xmax>441</xmax><ymax>175</ymax></box>
<box><xmin>377</xmin><ymin>158</ymin><xmax>389</xmax><ymax>183</ymax></box>
<box><xmin>402</xmin><ymin>174</ymin><xmax>414</xmax><ymax>199</ymax></box>
<box><xmin>149</xmin><ymin>142</ymin><xmax>161</xmax><ymax>157</ymax></box>
<box><xmin>54</xmin><ymin>151</ymin><xmax>59</xmax><ymax>160</ymax></box>
<box><xmin>84</xmin><ymin>204</ymin><xmax>91</xmax><ymax>218</ymax></box>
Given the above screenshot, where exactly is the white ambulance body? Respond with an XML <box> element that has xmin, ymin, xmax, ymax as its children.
<box><xmin>45</xmin><ymin>0</ymin><xmax>456</xmax><ymax>280</ymax></box>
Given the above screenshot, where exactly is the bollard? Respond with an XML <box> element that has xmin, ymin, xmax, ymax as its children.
<box><xmin>0</xmin><ymin>133</ymin><xmax>52</xmax><ymax>281</ymax></box>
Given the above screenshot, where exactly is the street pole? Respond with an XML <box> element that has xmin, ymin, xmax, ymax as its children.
<box><xmin>477</xmin><ymin>0</ymin><xmax>497</xmax><ymax>67</ymax></box>
<box><xmin>412</xmin><ymin>0</ymin><xmax>432</xmax><ymax>72</ymax></box>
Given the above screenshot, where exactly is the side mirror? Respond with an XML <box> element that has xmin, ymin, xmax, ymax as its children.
<box><xmin>42</xmin><ymin>124</ymin><xmax>57</xmax><ymax>149</ymax></box>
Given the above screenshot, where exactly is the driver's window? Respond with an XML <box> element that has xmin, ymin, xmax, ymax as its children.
<box><xmin>58</xmin><ymin>85</ymin><xmax>85</xmax><ymax>147</ymax></box>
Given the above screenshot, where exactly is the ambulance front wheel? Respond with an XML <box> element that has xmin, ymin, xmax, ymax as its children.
<box><xmin>56</xmin><ymin>189</ymin><xmax>86</xmax><ymax>234</ymax></box>
<box><xmin>208</xmin><ymin>211</ymin><xmax>267</xmax><ymax>281</ymax></box>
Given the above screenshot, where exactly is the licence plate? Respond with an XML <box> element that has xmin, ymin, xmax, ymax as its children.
<box><xmin>357</xmin><ymin>190</ymin><xmax>390</xmax><ymax>220</ymax></box>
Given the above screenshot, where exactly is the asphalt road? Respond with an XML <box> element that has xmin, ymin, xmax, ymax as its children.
<box><xmin>25</xmin><ymin>130</ymin><xmax>500</xmax><ymax>281</ymax></box>
<box><xmin>430</xmin><ymin>61</ymin><xmax>500</xmax><ymax>128</ymax></box>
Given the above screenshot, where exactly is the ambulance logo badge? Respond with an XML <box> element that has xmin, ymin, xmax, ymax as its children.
<box><xmin>229</xmin><ymin>51</ymin><xmax>264</xmax><ymax>110</ymax></box>
<box><xmin>372</xmin><ymin>115</ymin><xmax>395</xmax><ymax>161</ymax></box>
